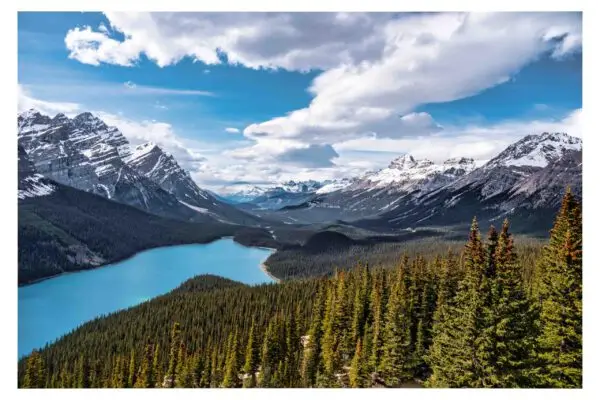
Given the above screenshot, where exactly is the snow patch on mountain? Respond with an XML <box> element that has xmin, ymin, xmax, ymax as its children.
<box><xmin>485</xmin><ymin>132</ymin><xmax>581</xmax><ymax>169</ymax></box>
<box><xmin>18</xmin><ymin>174</ymin><xmax>55</xmax><ymax>199</ymax></box>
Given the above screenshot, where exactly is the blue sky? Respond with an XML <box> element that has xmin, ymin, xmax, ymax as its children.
<box><xmin>18</xmin><ymin>12</ymin><xmax>582</xmax><ymax>191</ymax></box>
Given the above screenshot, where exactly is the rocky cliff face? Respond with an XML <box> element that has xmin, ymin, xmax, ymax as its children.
<box><xmin>18</xmin><ymin>109</ymin><xmax>259</xmax><ymax>225</ymax></box>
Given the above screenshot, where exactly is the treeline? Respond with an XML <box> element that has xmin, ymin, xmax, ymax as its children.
<box><xmin>18</xmin><ymin>191</ymin><xmax>581</xmax><ymax>388</ymax></box>
<box><xmin>266</xmin><ymin>232</ymin><xmax>544</xmax><ymax>282</ymax></box>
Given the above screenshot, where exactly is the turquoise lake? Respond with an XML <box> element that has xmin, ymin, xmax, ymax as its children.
<box><xmin>18</xmin><ymin>239</ymin><xmax>274</xmax><ymax>357</ymax></box>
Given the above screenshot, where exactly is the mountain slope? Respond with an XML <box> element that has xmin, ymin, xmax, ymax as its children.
<box><xmin>18</xmin><ymin>179</ymin><xmax>241</xmax><ymax>285</ymax></box>
<box><xmin>359</xmin><ymin>132</ymin><xmax>582</xmax><ymax>234</ymax></box>
<box><xmin>260</xmin><ymin>156</ymin><xmax>477</xmax><ymax>223</ymax></box>
<box><xmin>124</xmin><ymin>142</ymin><xmax>263</xmax><ymax>225</ymax></box>
<box><xmin>18</xmin><ymin>109</ymin><xmax>261</xmax><ymax>225</ymax></box>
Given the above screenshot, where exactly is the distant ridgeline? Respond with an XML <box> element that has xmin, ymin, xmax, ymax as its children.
<box><xmin>19</xmin><ymin>191</ymin><xmax>582</xmax><ymax>388</ymax></box>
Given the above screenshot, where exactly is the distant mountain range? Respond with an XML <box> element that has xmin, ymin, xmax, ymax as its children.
<box><xmin>219</xmin><ymin>180</ymin><xmax>346</xmax><ymax>210</ymax></box>
<box><xmin>258</xmin><ymin>132</ymin><xmax>582</xmax><ymax>233</ymax></box>
<box><xmin>17</xmin><ymin>108</ymin><xmax>583</xmax><ymax>282</ymax></box>
<box><xmin>18</xmin><ymin>109</ymin><xmax>260</xmax><ymax>226</ymax></box>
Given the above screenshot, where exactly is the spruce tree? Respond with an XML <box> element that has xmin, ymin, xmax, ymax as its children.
<box><xmin>379</xmin><ymin>262</ymin><xmax>411</xmax><ymax>386</ymax></box>
<box><xmin>535</xmin><ymin>189</ymin><xmax>582</xmax><ymax>387</ymax></box>
<box><xmin>127</xmin><ymin>349</ymin><xmax>136</xmax><ymax>388</ymax></box>
<box><xmin>23</xmin><ymin>351</ymin><xmax>45</xmax><ymax>388</ymax></box>
<box><xmin>301</xmin><ymin>284</ymin><xmax>325</xmax><ymax>387</ymax></box>
<box><xmin>222</xmin><ymin>331</ymin><xmax>240</xmax><ymax>388</ymax></box>
<box><xmin>243</xmin><ymin>322</ymin><xmax>259</xmax><ymax>388</ymax></box>
<box><xmin>427</xmin><ymin>217</ymin><xmax>486</xmax><ymax>387</ymax></box>
<box><xmin>485</xmin><ymin>219</ymin><xmax>537</xmax><ymax>387</ymax></box>
<box><xmin>165</xmin><ymin>322</ymin><xmax>181</xmax><ymax>388</ymax></box>
<box><xmin>368</xmin><ymin>269</ymin><xmax>386</xmax><ymax>374</ymax></box>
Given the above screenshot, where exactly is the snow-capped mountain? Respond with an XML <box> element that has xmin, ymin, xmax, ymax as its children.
<box><xmin>315</xmin><ymin>178</ymin><xmax>353</xmax><ymax>194</ymax></box>
<box><xmin>365</xmin><ymin>132</ymin><xmax>583</xmax><ymax>233</ymax></box>
<box><xmin>258</xmin><ymin>132</ymin><xmax>581</xmax><ymax>231</ymax></box>
<box><xmin>220</xmin><ymin>180</ymin><xmax>338</xmax><ymax>210</ymax></box>
<box><xmin>124</xmin><ymin>142</ymin><xmax>261</xmax><ymax>224</ymax></box>
<box><xmin>18</xmin><ymin>145</ymin><xmax>56</xmax><ymax>200</ymax></box>
<box><xmin>17</xmin><ymin>109</ymin><xmax>260</xmax><ymax>225</ymax></box>
<box><xmin>268</xmin><ymin>155</ymin><xmax>477</xmax><ymax>222</ymax></box>
<box><xmin>358</xmin><ymin>155</ymin><xmax>476</xmax><ymax>192</ymax></box>
<box><xmin>444</xmin><ymin>132</ymin><xmax>582</xmax><ymax>200</ymax></box>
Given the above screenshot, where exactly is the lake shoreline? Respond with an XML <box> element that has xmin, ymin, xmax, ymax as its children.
<box><xmin>19</xmin><ymin>239</ymin><xmax>275</xmax><ymax>357</ymax></box>
<box><xmin>19</xmin><ymin>235</ymin><xmax>278</xmax><ymax>287</ymax></box>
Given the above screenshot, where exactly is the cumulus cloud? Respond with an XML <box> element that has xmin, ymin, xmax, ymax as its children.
<box><xmin>335</xmin><ymin>108</ymin><xmax>583</xmax><ymax>165</ymax></box>
<box><xmin>224</xmin><ymin>127</ymin><xmax>240</xmax><ymax>134</ymax></box>
<box><xmin>276</xmin><ymin>144</ymin><xmax>339</xmax><ymax>167</ymax></box>
<box><xmin>244</xmin><ymin>12</ymin><xmax>582</xmax><ymax>145</ymax></box>
<box><xmin>64</xmin><ymin>12</ymin><xmax>580</xmax><ymax>149</ymax></box>
<box><xmin>65</xmin><ymin>12</ymin><xmax>390</xmax><ymax>70</ymax></box>
<box><xmin>55</xmin><ymin>12</ymin><xmax>583</xmax><ymax>190</ymax></box>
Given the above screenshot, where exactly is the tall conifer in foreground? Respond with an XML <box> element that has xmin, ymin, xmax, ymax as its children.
<box><xmin>534</xmin><ymin>189</ymin><xmax>582</xmax><ymax>387</ymax></box>
<box><xmin>426</xmin><ymin>217</ymin><xmax>486</xmax><ymax>387</ymax></box>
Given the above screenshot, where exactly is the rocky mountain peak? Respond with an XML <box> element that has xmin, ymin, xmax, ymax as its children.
<box><xmin>51</xmin><ymin>113</ymin><xmax>70</xmax><ymax>125</ymax></box>
<box><xmin>388</xmin><ymin>154</ymin><xmax>417</xmax><ymax>170</ymax></box>
<box><xmin>486</xmin><ymin>132</ymin><xmax>581</xmax><ymax>169</ymax></box>
<box><xmin>73</xmin><ymin>112</ymin><xmax>107</xmax><ymax>131</ymax></box>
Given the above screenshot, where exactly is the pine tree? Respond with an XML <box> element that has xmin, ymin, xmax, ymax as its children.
<box><xmin>320</xmin><ymin>280</ymin><xmax>337</xmax><ymax>377</ymax></box>
<box><xmin>199</xmin><ymin>352</ymin><xmax>212</xmax><ymax>388</ymax></box>
<box><xmin>350</xmin><ymin>264</ymin><xmax>370</xmax><ymax>347</ymax></box>
<box><xmin>426</xmin><ymin>217</ymin><xmax>486</xmax><ymax>387</ymax></box>
<box><xmin>152</xmin><ymin>343</ymin><xmax>160</xmax><ymax>387</ymax></box>
<box><xmin>485</xmin><ymin>219</ymin><xmax>537</xmax><ymax>387</ymax></box>
<box><xmin>260</xmin><ymin>316</ymin><xmax>281</xmax><ymax>387</ymax></box>
<box><xmin>175</xmin><ymin>342</ymin><xmax>189</xmax><ymax>387</ymax></box>
<box><xmin>243</xmin><ymin>322</ymin><xmax>259</xmax><ymax>388</ymax></box>
<box><xmin>535</xmin><ymin>189</ymin><xmax>582</xmax><ymax>387</ymax></box>
<box><xmin>379</xmin><ymin>262</ymin><xmax>411</xmax><ymax>386</ymax></box>
<box><xmin>76</xmin><ymin>355</ymin><xmax>90</xmax><ymax>388</ymax></box>
<box><xmin>222</xmin><ymin>331</ymin><xmax>240</xmax><ymax>388</ymax></box>
<box><xmin>301</xmin><ymin>284</ymin><xmax>326</xmax><ymax>387</ymax></box>
<box><xmin>284</xmin><ymin>310</ymin><xmax>300</xmax><ymax>386</ymax></box>
<box><xmin>165</xmin><ymin>322</ymin><xmax>181</xmax><ymax>388</ymax></box>
<box><xmin>135</xmin><ymin>343</ymin><xmax>155</xmax><ymax>388</ymax></box>
<box><xmin>127</xmin><ymin>349</ymin><xmax>136</xmax><ymax>388</ymax></box>
<box><xmin>368</xmin><ymin>269</ymin><xmax>386</xmax><ymax>373</ymax></box>
<box><xmin>23</xmin><ymin>351</ymin><xmax>45</xmax><ymax>388</ymax></box>
<box><xmin>349</xmin><ymin>338</ymin><xmax>368</xmax><ymax>388</ymax></box>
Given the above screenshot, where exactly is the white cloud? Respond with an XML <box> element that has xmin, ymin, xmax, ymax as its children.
<box><xmin>65</xmin><ymin>12</ymin><xmax>391</xmax><ymax>70</ymax></box>
<box><xmin>335</xmin><ymin>108</ymin><xmax>583</xmax><ymax>165</ymax></box>
<box><xmin>244</xmin><ymin>12</ymin><xmax>582</xmax><ymax>145</ymax></box>
<box><xmin>124</xmin><ymin>80</ymin><xmax>137</xmax><ymax>89</ymax></box>
<box><xmin>94</xmin><ymin>112</ymin><xmax>208</xmax><ymax>169</ymax></box>
<box><xmin>63</xmin><ymin>12</ymin><xmax>580</xmax><ymax>149</ymax></box>
<box><xmin>224</xmin><ymin>127</ymin><xmax>240</xmax><ymax>134</ymax></box>
<box><xmin>18</xmin><ymin>85</ymin><xmax>81</xmax><ymax>116</ymax></box>
<box><xmin>53</xmin><ymin>13</ymin><xmax>583</xmax><ymax>190</ymax></box>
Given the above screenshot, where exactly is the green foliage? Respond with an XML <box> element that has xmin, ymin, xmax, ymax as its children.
<box><xmin>17</xmin><ymin>194</ymin><xmax>580</xmax><ymax>388</ymax></box>
<box><xmin>534</xmin><ymin>189</ymin><xmax>582</xmax><ymax>387</ymax></box>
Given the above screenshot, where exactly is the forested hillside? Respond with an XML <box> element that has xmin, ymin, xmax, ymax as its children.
<box><xmin>19</xmin><ymin>191</ymin><xmax>581</xmax><ymax>388</ymax></box>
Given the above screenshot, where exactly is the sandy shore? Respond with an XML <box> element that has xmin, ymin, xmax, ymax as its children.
<box><xmin>260</xmin><ymin>261</ymin><xmax>281</xmax><ymax>283</ymax></box>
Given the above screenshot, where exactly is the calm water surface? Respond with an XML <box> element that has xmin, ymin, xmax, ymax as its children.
<box><xmin>18</xmin><ymin>239</ymin><xmax>273</xmax><ymax>357</ymax></box>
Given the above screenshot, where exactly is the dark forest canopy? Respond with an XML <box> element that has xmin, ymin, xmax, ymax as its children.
<box><xmin>19</xmin><ymin>191</ymin><xmax>582</xmax><ymax>388</ymax></box>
